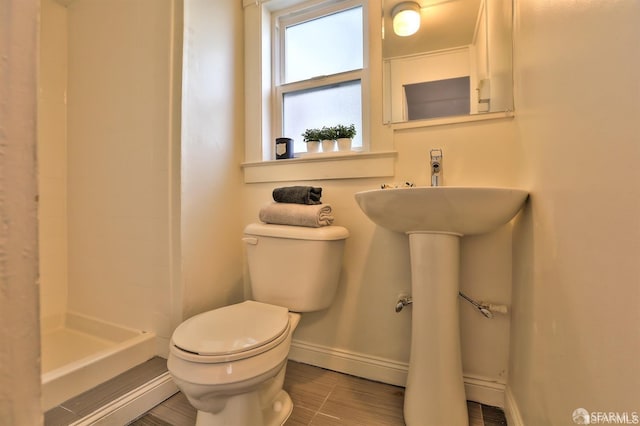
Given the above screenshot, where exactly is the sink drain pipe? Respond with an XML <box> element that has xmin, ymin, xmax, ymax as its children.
<box><xmin>394</xmin><ymin>292</ymin><xmax>508</xmax><ymax>318</ymax></box>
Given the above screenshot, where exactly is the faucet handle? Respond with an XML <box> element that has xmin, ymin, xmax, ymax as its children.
<box><xmin>430</xmin><ymin>149</ymin><xmax>443</xmax><ymax>186</ymax></box>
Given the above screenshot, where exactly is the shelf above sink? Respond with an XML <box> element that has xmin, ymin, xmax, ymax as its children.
<box><xmin>354</xmin><ymin>186</ymin><xmax>528</xmax><ymax>235</ymax></box>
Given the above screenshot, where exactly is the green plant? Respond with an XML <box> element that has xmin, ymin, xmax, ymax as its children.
<box><xmin>301</xmin><ymin>128</ymin><xmax>321</xmax><ymax>142</ymax></box>
<box><xmin>318</xmin><ymin>126</ymin><xmax>338</xmax><ymax>141</ymax></box>
<box><xmin>334</xmin><ymin>124</ymin><xmax>356</xmax><ymax>139</ymax></box>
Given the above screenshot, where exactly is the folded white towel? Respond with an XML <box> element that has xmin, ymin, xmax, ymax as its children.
<box><xmin>259</xmin><ymin>202</ymin><xmax>334</xmax><ymax>228</ymax></box>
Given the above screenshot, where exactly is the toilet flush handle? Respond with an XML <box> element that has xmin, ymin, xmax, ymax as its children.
<box><xmin>242</xmin><ymin>237</ymin><xmax>258</xmax><ymax>245</ymax></box>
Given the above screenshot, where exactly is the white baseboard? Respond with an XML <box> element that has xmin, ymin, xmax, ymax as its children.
<box><xmin>463</xmin><ymin>375</ymin><xmax>505</xmax><ymax>408</ymax></box>
<box><xmin>69</xmin><ymin>372</ymin><xmax>178</xmax><ymax>426</ymax></box>
<box><xmin>289</xmin><ymin>339</ymin><xmax>506</xmax><ymax>408</ymax></box>
<box><xmin>504</xmin><ymin>386</ymin><xmax>525</xmax><ymax>426</ymax></box>
<box><xmin>289</xmin><ymin>339</ymin><xmax>409</xmax><ymax>386</ymax></box>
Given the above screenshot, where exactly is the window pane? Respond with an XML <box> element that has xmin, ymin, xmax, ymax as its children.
<box><xmin>285</xmin><ymin>7</ymin><xmax>363</xmax><ymax>83</ymax></box>
<box><xmin>283</xmin><ymin>80</ymin><xmax>362</xmax><ymax>153</ymax></box>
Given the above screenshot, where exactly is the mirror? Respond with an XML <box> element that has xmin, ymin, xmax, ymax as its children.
<box><xmin>382</xmin><ymin>0</ymin><xmax>513</xmax><ymax>124</ymax></box>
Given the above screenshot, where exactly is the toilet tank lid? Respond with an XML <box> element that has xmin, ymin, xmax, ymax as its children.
<box><xmin>244</xmin><ymin>223</ymin><xmax>349</xmax><ymax>240</ymax></box>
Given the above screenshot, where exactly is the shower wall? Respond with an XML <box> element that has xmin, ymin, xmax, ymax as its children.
<box><xmin>39</xmin><ymin>0</ymin><xmax>182</xmax><ymax>355</ymax></box>
<box><xmin>38</xmin><ymin>0</ymin><xmax>69</xmax><ymax>326</ymax></box>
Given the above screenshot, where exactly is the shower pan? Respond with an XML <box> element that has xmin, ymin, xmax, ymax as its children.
<box><xmin>41</xmin><ymin>312</ymin><xmax>156</xmax><ymax>410</ymax></box>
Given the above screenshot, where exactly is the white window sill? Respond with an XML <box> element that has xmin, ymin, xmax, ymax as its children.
<box><xmin>241</xmin><ymin>150</ymin><xmax>397</xmax><ymax>183</ymax></box>
<box><xmin>389</xmin><ymin>111</ymin><xmax>514</xmax><ymax>131</ymax></box>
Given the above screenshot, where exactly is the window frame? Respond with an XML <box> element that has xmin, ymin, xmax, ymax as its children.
<box><xmin>271</xmin><ymin>0</ymin><xmax>367</xmax><ymax>155</ymax></box>
<box><xmin>241</xmin><ymin>0</ymin><xmax>397</xmax><ymax>183</ymax></box>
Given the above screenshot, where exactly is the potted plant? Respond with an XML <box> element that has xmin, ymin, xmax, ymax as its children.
<box><xmin>301</xmin><ymin>128</ymin><xmax>321</xmax><ymax>153</ymax></box>
<box><xmin>334</xmin><ymin>124</ymin><xmax>356</xmax><ymax>151</ymax></box>
<box><xmin>318</xmin><ymin>126</ymin><xmax>337</xmax><ymax>152</ymax></box>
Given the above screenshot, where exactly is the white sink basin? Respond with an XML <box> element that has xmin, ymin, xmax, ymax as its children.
<box><xmin>355</xmin><ymin>186</ymin><xmax>528</xmax><ymax>235</ymax></box>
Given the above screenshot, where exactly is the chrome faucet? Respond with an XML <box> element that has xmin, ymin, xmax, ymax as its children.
<box><xmin>430</xmin><ymin>149</ymin><xmax>443</xmax><ymax>186</ymax></box>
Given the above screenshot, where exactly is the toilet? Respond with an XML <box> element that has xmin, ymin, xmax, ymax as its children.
<box><xmin>168</xmin><ymin>223</ymin><xmax>349</xmax><ymax>426</ymax></box>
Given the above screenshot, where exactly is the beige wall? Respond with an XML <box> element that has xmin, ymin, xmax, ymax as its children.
<box><xmin>0</xmin><ymin>0</ymin><xmax>42</xmax><ymax>424</ymax></box>
<box><xmin>180</xmin><ymin>0</ymin><xmax>246</xmax><ymax>320</ymax></box>
<box><xmin>38</xmin><ymin>0</ymin><xmax>69</xmax><ymax>325</ymax></box>
<box><xmin>509</xmin><ymin>0</ymin><xmax>640</xmax><ymax>423</ymax></box>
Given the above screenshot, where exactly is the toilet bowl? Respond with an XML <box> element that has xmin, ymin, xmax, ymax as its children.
<box><xmin>168</xmin><ymin>223</ymin><xmax>349</xmax><ymax>426</ymax></box>
<box><xmin>169</xmin><ymin>301</ymin><xmax>301</xmax><ymax>426</ymax></box>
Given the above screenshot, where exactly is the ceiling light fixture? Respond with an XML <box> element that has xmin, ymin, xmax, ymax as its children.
<box><xmin>392</xmin><ymin>1</ymin><xmax>421</xmax><ymax>37</ymax></box>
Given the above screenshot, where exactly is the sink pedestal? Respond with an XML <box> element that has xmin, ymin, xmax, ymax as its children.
<box><xmin>405</xmin><ymin>232</ymin><xmax>468</xmax><ymax>426</ymax></box>
<box><xmin>353</xmin><ymin>186</ymin><xmax>528</xmax><ymax>426</ymax></box>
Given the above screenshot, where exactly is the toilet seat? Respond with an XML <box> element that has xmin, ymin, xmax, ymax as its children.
<box><xmin>171</xmin><ymin>301</ymin><xmax>290</xmax><ymax>363</ymax></box>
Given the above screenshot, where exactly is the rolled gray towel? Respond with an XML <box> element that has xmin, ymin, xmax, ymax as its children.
<box><xmin>272</xmin><ymin>186</ymin><xmax>322</xmax><ymax>205</ymax></box>
<box><xmin>259</xmin><ymin>202</ymin><xmax>334</xmax><ymax>227</ymax></box>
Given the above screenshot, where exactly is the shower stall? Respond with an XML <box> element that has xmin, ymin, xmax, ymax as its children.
<box><xmin>38</xmin><ymin>0</ymin><xmax>182</xmax><ymax>411</ymax></box>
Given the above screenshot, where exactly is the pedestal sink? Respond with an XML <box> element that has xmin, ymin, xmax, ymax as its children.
<box><xmin>354</xmin><ymin>187</ymin><xmax>528</xmax><ymax>426</ymax></box>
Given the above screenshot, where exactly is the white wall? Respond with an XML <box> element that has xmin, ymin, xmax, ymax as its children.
<box><xmin>38</xmin><ymin>0</ymin><xmax>69</xmax><ymax>326</ymax></box>
<box><xmin>0</xmin><ymin>0</ymin><xmax>42</xmax><ymax>423</ymax></box>
<box><xmin>180</xmin><ymin>0</ymin><xmax>246</xmax><ymax>320</ymax></box>
<box><xmin>65</xmin><ymin>0</ymin><xmax>182</xmax><ymax>354</ymax></box>
<box><xmin>508</xmin><ymin>0</ymin><xmax>640</xmax><ymax>424</ymax></box>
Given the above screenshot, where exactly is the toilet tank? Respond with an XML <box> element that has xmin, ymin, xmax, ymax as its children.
<box><xmin>243</xmin><ymin>223</ymin><xmax>349</xmax><ymax>312</ymax></box>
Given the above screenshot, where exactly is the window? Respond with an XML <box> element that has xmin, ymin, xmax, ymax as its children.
<box><xmin>274</xmin><ymin>1</ymin><xmax>365</xmax><ymax>154</ymax></box>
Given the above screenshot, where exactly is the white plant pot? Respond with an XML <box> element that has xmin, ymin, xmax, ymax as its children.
<box><xmin>306</xmin><ymin>141</ymin><xmax>320</xmax><ymax>153</ymax></box>
<box><xmin>337</xmin><ymin>138</ymin><xmax>352</xmax><ymax>151</ymax></box>
<box><xmin>321</xmin><ymin>140</ymin><xmax>336</xmax><ymax>153</ymax></box>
